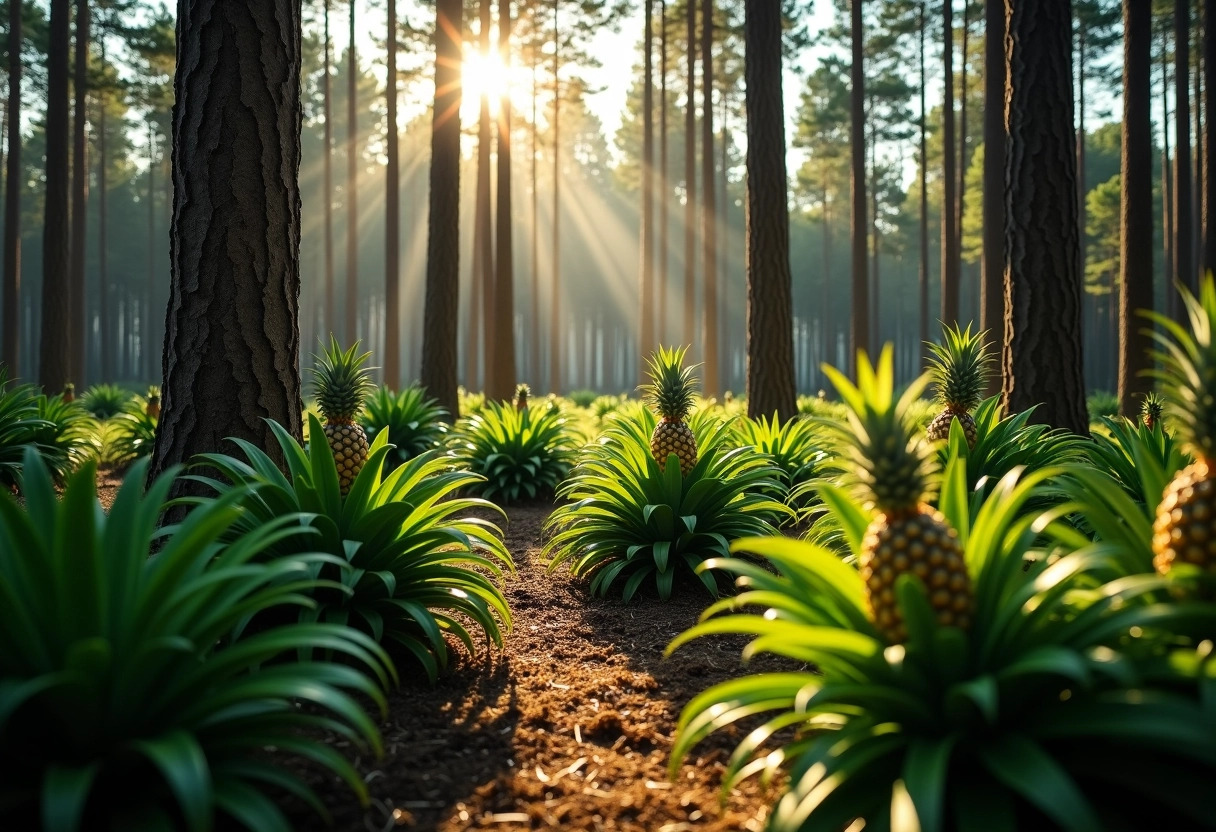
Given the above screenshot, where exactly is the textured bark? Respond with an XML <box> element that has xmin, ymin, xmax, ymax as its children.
<box><xmin>1206</xmin><ymin>0</ymin><xmax>1216</xmax><ymax>276</ymax></box>
<box><xmin>980</xmin><ymin>0</ymin><xmax>1005</xmax><ymax>397</ymax></box>
<box><xmin>345</xmin><ymin>0</ymin><xmax>358</xmax><ymax>343</ymax></box>
<box><xmin>1119</xmin><ymin>0</ymin><xmax>1153</xmax><ymax>416</ymax></box>
<box><xmin>98</xmin><ymin>37</ymin><xmax>110</xmax><ymax>382</ymax></box>
<box><xmin>489</xmin><ymin>0</ymin><xmax>516</xmax><ymax>401</ymax></box>
<box><xmin>548</xmin><ymin>0</ymin><xmax>561</xmax><ymax>394</ymax></box>
<box><xmin>849</xmin><ymin>0</ymin><xmax>868</xmax><ymax>374</ymax></box>
<box><xmin>40</xmin><ymin>0</ymin><xmax>71</xmax><ymax>392</ymax></box>
<box><xmin>639</xmin><ymin>0</ymin><xmax>655</xmax><ymax>383</ymax></box>
<box><xmin>476</xmin><ymin>0</ymin><xmax>494</xmax><ymax>388</ymax></box>
<box><xmin>658</xmin><ymin>0</ymin><xmax>669</xmax><ymax>346</ymax></box>
<box><xmin>384</xmin><ymin>0</ymin><xmax>399</xmax><ymax>389</ymax></box>
<box><xmin>530</xmin><ymin>55</ymin><xmax>539</xmax><ymax>381</ymax></box>
<box><xmin>151</xmin><ymin>0</ymin><xmax>304</xmax><ymax>490</ymax></box>
<box><xmin>420</xmin><ymin>0</ymin><xmax>462</xmax><ymax>415</ymax></box>
<box><xmin>69</xmin><ymin>0</ymin><xmax>89</xmax><ymax>383</ymax></box>
<box><xmin>682</xmin><ymin>0</ymin><xmax>696</xmax><ymax>349</ymax></box>
<box><xmin>744</xmin><ymin>0</ymin><xmax>795</xmax><ymax>421</ymax></box>
<box><xmin>918</xmin><ymin>1</ymin><xmax>929</xmax><ymax>365</ymax></box>
<box><xmin>145</xmin><ymin>120</ymin><xmax>155</xmax><ymax>380</ymax></box>
<box><xmin>1002</xmin><ymin>0</ymin><xmax>1088</xmax><ymax>435</ymax></box>
<box><xmin>1077</xmin><ymin>23</ymin><xmax>1086</xmax><ymax>260</ymax></box>
<box><xmin>699</xmin><ymin>0</ymin><xmax>717</xmax><ymax>394</ymax></box>
<box><xmin>940</xmin><ymin>0</ymin><xmax>958</xmax><ymax>328</ymax></box>
<box><xmin>1176</xmin><ymin>0</ymin><xmax>1194</xmax><ymax>299</ymax></box>
<box><xmin>1162</xmin><ymin>35</ymin><xmax>1174</xmax><ymax>301</ymax></box>
<box><xmin>3</xmin><ymin>0</ymin><xmax>21</xmax><ymax>376</ymax></box>
<box><xmin>323</xmin><ymin>0</ymin><xmax>334</xmax><ymax>338</ymax></box>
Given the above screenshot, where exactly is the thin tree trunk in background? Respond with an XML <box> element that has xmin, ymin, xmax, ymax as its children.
<box><xmin>548</xmin><ymin>0</ymin><xmax>561</xmax><ymax>394</ymax></box>
<box><xmin>822</xmin><ymin>171</ymin><xmax>831</xmax><ymax>381</ymax></box>
<box><xmin>1120</xmin><ymin>0</ymin><xmax>1153</xmax><ymax>415</ymax></box>
<box><xmin>323</xmin><ymin>0</ymin><xmax>334</xmax><ymax>339</ymax></box>
<box><xmin>919</xmin><ymin>1</ymin><xmax>930</xmax><ymax>364</ymax></box>
<box><xmin>1163</xmin><ymin>31</ymin><xmax>1175</xmax><ymax>301</ymax></box>
<box><xmin>1003</xmin><ymin>0</ymin><xmax>1088</xmax><ymax>435</ymax></box>
<box><xmin>70</xmin><ymin>0</ymin><xmax>89</xmax><ymax>384</ymax></box>
<box><xmin>957</xmin><ymin>0</ymin><xmax>969</xmax><ymax>287</ymax></box>
<box><xmin>146</xmin><ymin>120</ymin><xmax>155</xmax><ymax>380</ymax></box>
<box><xmin>981</xmin><ymin>0</ymin><xmax>1006</xmax><ymax>396</ymax></box>
<box><xmin>700</xmin><ymin>0</ymin><xmax>717</xmax><ymax>394</ymax></box>
<box><xmin>530</xmin><ymin>50</ymin><xmax>539</xmax><ymax>382</ymax></box>
<box><xmin>420</xmin><ymin>0</ymin><xmax>462</xmax><ymax>416</ymax></box>
<box><xmin>151</xmin><ymin>0</ymin><xmax>305</xmax><ymax>492</ymax></box>
<box><xmin>658</xmin><ymin>0</ymin><xmax>668</xmax><ymax>345</ymax></box>
<box><xmin>384</xmin><ymin>0</ymin><xmax>399</xmax><ymax>388</ymax></box>
<box><xmin>1205</xmin><ymin>0</ymin><xmax>1216</xmax><ymax>275</ymax></box>
<box><xmin>941</xmin><ymin>0</ymin><xmax>959</xmax><ymax>328</ymax></box>
<box><xmin>41</xmin><ymin>0</ymin><xmax>71</xmax><ymax>392</ymax></box>
<box><xmin>869</xmin><ymin>124</ymin><xmax>879</xmax><ymax>343</ymax></box>
<box><xmin>490</xmin><ymin>0</ymin><xmax>516</xmax><ymax>401</ymax></box>
<box><xmin>477</xmin><ymin>0</ymin><xmax>494</xmax><ymax>387</ymax></box>
<box><xmin>345</xmin><ymin>0</ymin><xmax>358</xmax><ymax>343</ymax></box>
<box><xmin>639</xmin><ymin>0</ymin><xmax>654</xmax><ymax>381</ymax></box>
<box><xmin>850</xmin><ymin>0</ymin><xmax>868</xmax><ymax>374</ymax></box>
<box><xmin>683</xmin><ymin>0</ymin><xmax>695</xmax><ymax>350</ymax></box>
<box><xmin>720</xmin><ymin>95</ymin><xmax>728</xmax><ymax>381</ymax></box>
<box><xmin>744</xmin><ymin>0</ymin><xmax>795</xmax><ymax>419</ymax></box>
<box><xmin>1195</xmin><ymin>15</ymin><xmax>1203</xmax><ymax>275</ymax></box>
<box><xmin>3</xmin><ymin>0</ymin><xmax>21</xmax><ymax>376</ymax></box>
<box><xmin>1077</xmin><ymin>23</ymin><xmax>1087</xmax><ymax>262</ymax></box>
<box><xmin>1176</xmin><ymin>0</ymin><xmax>1194</xmax><ymax>301</ymax></box>
<box><xmin>98</xmin><ymin>37</ymin><xmax>110</xmax><ymax>382</ymax></box>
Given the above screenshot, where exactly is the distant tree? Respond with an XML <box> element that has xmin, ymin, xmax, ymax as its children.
<box><xmin>919</xmin><ymin>0</ymin><xmax>929</xmax><ymax>359</ymax></box>
<box><xmin>383</xmin><ymin>0</ymin><xmax>400</xmax><ymax>389</ymax></box>
<box><xmin>40</xmin><ymin>0</ymin><xmax>71</xmax><ymax>392</ymax></box>
<box><xmin>323</xmin><ymin>0</ymin><xmax>334</xmax><ymax>339</ymax></box>
<box><xmin>700</xmin><ymin>0</ymin><xmax>718</xmax><ymax>393</ymax></box>
<box><xmin>1002</xmin><ymin>0</ymin><xmax>1088</xmax><ymax>434</ymax></box>
<box><xmin>744</xmin><ymin>0</ymin><xmax>795</xmax><ymax>420</ymax></box>
<box><xmin>69</xmin><ymin>0</ymin><xmax>89</xmax><ymax>383</ymax></box>
<box><xmin>638</xmin><ymin>0</ymin><xmax>654</xmax><ymax>384</ymax></box>
<box><xmin>1175</xmin><ymin>0</ymin><xmax>1194</xmax><ymax>301</ymax></box>
<box><xmin>980</xmin><ymin>0</ymin><xmax>1005</xmax><ymax>394</ymax></box>
<box><xmin>1206</xmin><ymin>0</ymin><xmax>1216</xmax><ymax>276</ymax></box>
<box><xmin>150</xmin><ymin>0</ymin><xmax>305</xmax><ymax>492</ymax></box>
<box><xmin>3</xmin><ymin>0</ymin><xmax>21</xmax><ymax>376</ymax></box>
<box><xmin>1073</xmin><ymin>0</ymin><xmax>1121</xmax><ymax>260</ymax></box>
<box><xmin>683</xmin><ymin>0</ymin><xmax>696</xmax><ymax>350</ymax></box>
<box><xmin>474</xmin><ymin>0</ymin><xmax>493</xmax><ymax>390</ymax></box>
<box><xmin>940</xmin><ymin>0</ymin><xmax>958</xmax><ymax>329</ymax></box>
<box><xmin>420</xmin><ymin>0</ymin><xmax>462</xmax><ymax>416</ymax></box>
<box><xmin>345</xmin><ymin>0</ymin><xmax>358</xmax><ymax>343</ymax></box>
<box><xmin>658</xmin><ymin>0</ymin><xmax>669</xmax><ymax>345</ymax></box>
<box><xmin>489</xmin><ymin>0</ymin><xmax>517</xmax><ymax>400</ymax></box>
<box><xmin>849</xmin><ymin>0</ymin><xmax>868</xmax><ymax>372</ymax></box>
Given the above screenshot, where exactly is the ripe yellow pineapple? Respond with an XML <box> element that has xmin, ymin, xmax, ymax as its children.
<box><xmin>1141</xmin><ymin>391</ymin><xmax>1164</xmax><ymax>431</ymax></box>
<box><xmin>925</xmin><ymin>323</ymin><xmax>991</xmax><ymax>448</ymax></box>
<box><xmin>641</xmin><ymin>346</ymin><xmax>699</xmax><ymax>476</ymax></box>
<box><xmin>312</xmin><ymin>337</ymin><xmax>375</xmax><ymax>496</ymax></box>
<box><xmin>1146</xmin><ymin>279</ymin><xmax>1216</xmax><ymax>575</ymax></box>
<box><xmin>824</xmin><ymin>346</ymin><xmax>974</xmax><ymax>644</ymax></box>
<box><xmin>515</xmin><ymin>383</ymin><xmax>530</xmax><ymax>411</ymax></box>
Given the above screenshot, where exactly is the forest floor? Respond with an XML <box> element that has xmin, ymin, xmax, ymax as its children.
<box><xmin>90</xmin><ymin>478</ymin><xmax>790</xmax><ymax>832</ymax></box>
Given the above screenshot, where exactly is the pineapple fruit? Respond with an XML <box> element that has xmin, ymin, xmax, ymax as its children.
<box><xmin>145</xmin><ymin>386</ymin><xmax>161</xmax><ymax>420</ymax></box>
<box><xmin>641</xmin><ymin>346</ymin><xmax>699</xmax><ymax>476</ymax></box>
<box><xmin>825</xmin><ymin>347</ymin><xmax>974</xmax><ymax>644</ymax></box>
<box><xmin>925</xmin><ymin>323</ymin><xmax>991</xmax><ymax>448</ymax></box>
<box><xmin>515</xmin><ymin>383</ymin><xmax>530</xmax><ymax>411</ymax></box>
<box><xmin>312</xmin><ymin>337</ymin><xmax>375</xmax><ymax>496</ymax></box>
<box><xmin>1141</xmin><ymin>391</ymin><xmax>1164</xmax><ymax>431</ymax></box>
<box><xmin>1147</xmin><ymin>280</ymin><xmax>1216</xmax><ymax>575</ymax></box>
<box><xmin>62</xmin><ymin>383</ymin><xmax>75</xmax><ymax>403</ymax></box>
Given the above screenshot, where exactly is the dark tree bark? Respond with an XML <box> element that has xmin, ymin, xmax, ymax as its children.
<box><xmin>700</xmin><ymin>0</ymin><xmax>717</xmax><ymax>394</ymax></box>
<box><xmin>150</xmin><ymin>0</ymin><xmax>305</xmax><ymax>489</ymax></box>
<box><xmin>1002</xmin><ymin>0</ymin><xmax>1088</xmax><ymax>435</ymax></box>
<box><xmin>658</xmin><ymin>0</ymin><xmax>669</xmax><ymax>346</ymax></box>
<box><xmin>420</xmin><ymin>0</ymin><xmax>462</xmax><ymax>415</ymax></box>
<box><xmin>345</xmin><ymin>0</ymin><xmax>358</xmax><ymax>343</ymax></box>
<box><xmin>1119</xmin><ymin>0</ymin><xmax>1153</xmax><ymax>416</ymax></box>
<box><xmin>744</xmin><ymin>0</ymin><xmax>795</xmax><ymax>420</ymax></box>
<box><xmin>849</xmin><ymin>0</ymin><xmax>868</xmax><ymax>373</ymax></box>
<box><xmin>384</xmin><ymin>0</ymin><xmax>400</xmax><ymax>389</ymax></box>
<box><xmin>1206</xmin><ymin>0</ymin><xmax>1216</xmax><ymax>276</ymax></box>
<box><xmin>1077</xmin><ymin>20</ymin><xmax>1087</xmax><ymax>263</ymax></box>
<box><xmin>919</xmin><ymin>1</ymin><xmax>929</xmax><ymax>365</ymax></box>
<box><xmin>980</xmin><ymin>0</ymin><xmax>1005</xmax><ymax>396</ymax></box>
<box><xmin>40</xmin><ymin>0</ymin><xmax>71</xmax><ymax>392</ymax></box>
<box><xmin>70</xmin><ymin>0</ymin><xmax>89</xmax><ymax>383</ymax></box>
<box><xmin>3</xmin><ymin>0</ymin><xmax>21</xmax><ymax>376</ymax></box>
<box><xmin>98</xmin><ymin>36</ymin><xmax>110</xmax><ymax>382</ymax></box>
<box><xmin>958</xmin><ymin>1</ymin><xmax>970</xmax><ymax>272</ymax></box>
<box><xmin>323</xmin><ymin>0</ymin><xmax>334</xmax><ymax>339</ymax></box>
<box><xmin>940</xmin><ymin>0</ymin><xmax>959</xmax><ymax>328</ymax></box>
<box><xmin>145</xmin><ymin>120</ymin><xmax>155</xmax><ymax>380</ymax></box>
<box><xmin>639</xmin><ymin>0</ymin><xmax>655</xmax><ymax>382</ymax></box>
<box><xmin>683</xmin><ymin>0</ymin><xmax>696</xmax><ymax>349</ymax></box>
<box><xmin>489</xmin><ymin>0</ymin><xmax>516</xmax><ymax>401</ymax></box>
<box><xmin>1162</xmin><ymin>31</ymin><xmax>1174</xmax><ymax>300</ymax></box>
<box><xmin>1176</xmin><ymin>0</ymin><xmax>1194</xmax><ymax>298</ymax></box>
<box><xmin>530</xmin><ymin>53</ymin><xmax>539</xmax><ymax>381</ymax></box>
<box><xmin>548</xmin><ymin>0</ymin><xmax>561</xmax><ymax>393</ymax></box>
<box><xmin>475</xmin><ymin>0</ymin><xmax>493</xmax><ymax>388</ymax></box>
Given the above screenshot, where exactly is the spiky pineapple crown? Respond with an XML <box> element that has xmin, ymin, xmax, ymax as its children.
<box><xmin>312</xmin><ymin>336</ymin><xmax>375</xmax><ymax>424</ymax></box>
<box><xmin>640</xmin><ymin>346</ymin><xmax>699</xmax><ymax>422</ymax></box>
<box><xmin>515</xmin><ymin>383</ymin><xmax>530</xmax><ymax>401</ymax></box>
<box><xmin>823</xmin><ymin>346</ymin><xmax>937</xmax><ymax>514</ymax></box>
<box><xmin>1141</xmin><ymin>391</ymin><xmax>1164</xmax><ymax>426</ymax></box>
<box><xmin>1147</xmin><ymin>279</ymin><xmax>1216</xmax><ymax>459</ymax></box>
<box><xmin>926</xmin><ymin>323</ymin><xmax>991</xmax><ymax>411</ymax></box>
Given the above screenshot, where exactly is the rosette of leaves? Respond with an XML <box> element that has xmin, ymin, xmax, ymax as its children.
<box><xmin>668</xmin><ymin>459</ymin><xmax>1216</xmax><ymax>832</ymax></box>
<box><xmin>104</xmin><ymin>392</ymin><xmax>159</xmax><ymax>466</ymax></box>
<box><xmin>449</xmin><ymin>400</ymin><xmax>577</xmax><ymax>504</ymax></box>
<box><xmin>732</xmin><ymin>413</ymin><xmax>829</xmax><ymax>506</ymax></box>
<box><xmin>0</xmin><ymin>369</ymin><xmax>48</xmax><ymax>489</ymax></box>
<box><xmin>80</xmin><ymin>383</ymin><xmax>131</xmax><ymax>419</ymax></box>
<box><xmin>0</xmin><ymin>449</ymin><xmax>395</xmax><ymax>831</ymax></box>
<box><xmin>25</xmin><ymin>393</ymin><xmax>101</xmax><ymax>479</ymax></box>
<box><xmin>188</xmin><ymin>414</ymin><xmax>513</xmax><ymax>680</ymax></box>
<box><xmin>545</xmin><ymin>409</ymin><xmax>791</xmax><ymax>600</ymax></box>
<box><xmin>358</xmin><ymin>384</ymin><xmax>448</xmax><ymax>472</ymax></box>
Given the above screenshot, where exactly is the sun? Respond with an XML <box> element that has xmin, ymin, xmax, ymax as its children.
<box><xmin>460</xmin><ymin>43</ymin><xmax>536</xmax><ymax>126</ymax></box>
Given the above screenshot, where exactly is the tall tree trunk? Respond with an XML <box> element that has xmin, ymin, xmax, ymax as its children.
<box><xmin>345</xmin><ymin>0</ymin><xmax>358</xmax><ymax>343</ymax></box>
<box><xmin>3</xmin><ymin>0</ymin><xmax>21</xmax><ymax>376</ymax></box>
<box><xmin>420</xmin><ymin>0</ymin><xmax>462</xmax><ymax>416</ymax></box>
<box><xmin>548</xmin><ymin>0</ymin><xmax>561</xmax><ymax>393</ymax></box>
<box><xmin>98</xmin><ymin>37</ymin><xmax>110</xmax><ymax>382</ymax></box>
<box><xmin>822</xmin><ymin>170</ymin><xmax>831</xmax><ymax>381</ymax></box>
<box><xmin>1003</xmin><ymin>0</ymin><xmax>1087</xmax><ymax>435</ymax></box>
<box><xmin>849</xmin><ymin>0</ymin><xmax>868</xmax><ymax>373</ymax></box>
<box><xmin>1195</xmin><ymin>13</ymin><xmax>1204</xmax><ymax>276</ymax></box>
<box><xmin>150</xmin><ymin>0</ymin><xmax>305</xmax><ymax>490</ymax></box>
<box><xmin>476</xmin><ymin>0</ymin><xmax>493</xmax><ymax>388</ymax></box>
<box><xmin>957</xmin><ymin>0</ymin><xmax>969</xmax><ymax>285</ymax></box>
<box><xmin>70</xmin><ymin>0</ymin><xmax>89</xmax><ymax>384</ymax></box>
<box><xmin>1120</xmin><ymin>0</ymin><xmax>1153</xmax><ymax>415</ymax></box>
<box><xmin>869</xmin><ymin>120</ymin><xmax>879</xmax><ymax>344</ymax></box>
<box><xmin>980</xmin><ymin>0</ymin><xmax>1005</xmax><ymax>396</ymax></box>
<box><xmin>919</xmin><ymin>0</ymin><xmax>930</xmax><ymax>364</ymax></box>
<box><xmin>658</xmin><ymin>0</ymin><xmax>668</xmax><ymax>346</ymax></box>
<box><xmin>700</xmin><ymin>0</ymin><xmax>717</xmax><ymax>394</ymax></box>
<box><xmin>1077</xmin><ymin>22</ymin><xmax>1086</xmax><ymax>262</ymax></box>
<box><xmin>323</xmin><ymin>0</ymin><xmax>334</xmax><ymax>339</ymax></box>
<box><xmin>41</xmin><ymin>0</ymin><xmax>71</xmax><ymax>392</ymax></box>
<box><xmin>145</xmin><ymin>120</ymin><xmax>155</xmax><ymax>380</ymax></box>
<box><xmin>744</xmin><ymin>0</ymin><xmax>794</xmax><ymax>419</ymax></box>
<box><xmin>530</xmin><ymin>51</ymin><xmax>539</xmax><ymax>381</ymax></box>
<box><xmin>1176</xmin><ymin>0</ymin><xmax>1194</xmax><ymax>300</ymax></box>
<box><xmin>683</xmin><ymin>0</ymin><xmax>696</xmax><ymax>349</ymax></box>
<box><xmin>384</xmin><ymin>0</ymin><xmax>399</xmax><ymax>388</ymax></box>
<box><xmin>639</xmin><ymin>0</ymin><xmax>654</xmax><ymax>380</ymax></box>
<box><xmin>1163</xmin><ymin>30</ymin><xmax>1175</xmax><ymax>299</ymax></box>
<box><xmin>1205</xmin><ymin>0</ymin><xmax>1216</xmax><ymax>275</ymax></box>
<box><xmin>941</xmin><ymin>0</ymin><xmax>959</xmax><ymax>328</ymax></box>
<box><xmin>490</xmin><ymin>0</ymin><xmax>516</xmax><ymax>401</ymax></box>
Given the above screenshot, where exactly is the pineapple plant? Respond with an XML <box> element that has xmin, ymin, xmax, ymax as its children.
<box><xmin>1142</xmin><ymin>390</ymin><xmax>1165</xmax><ymax>430</ymax></box>
<box><xmin>1146</xmin><ymin>278</ymin><xmax>1216</xmax><ymax>576</ymax></box>
<box><xmin>640</xmin><ymin>346</ymin><xmax>699</xmax><ymax>476</ymax></box>
<box><xmin>514</xmin><ymin>383</ymin><xmax>530</xmax><ymax>411</ymax></box>
<box><xmin>144</xmin><ymin>385</ymin><xmax>161</xmax><ymax>419</ymax></box>
<box><xmin>924</xmin><ymin>323</ymin><xmax>991</xmax><ymax>447</ymax></box>
<box><xmin>312</xmin><ymin>337</ymin><xmax>375</xmax><ymax>495</ymax></box>
<box><xmin>824</xmin><ymin>346</ymin><xmax>973</xmax><ymax>643</ymax></box>
<box><xmin>62</xmin><ymin>382</ymin><xmax>75</xmax><ymax>403</ymax></box>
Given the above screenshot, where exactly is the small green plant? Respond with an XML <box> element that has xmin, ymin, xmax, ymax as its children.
<box><xmin>190</xmin><ymin>415</ymin><xmax>513</xmax><ymax>680</ymax></box>
<box><xmin>545</xmin><ymin>409</ymin><xmax>790</xmax><ymax>600</ymax></box>
<box><xmin>25</xmin><ymin>393</ymin><xmax>100</xmax><ymax>479</ymax></box>
<box><xmin>104</xmin><ymin>392</ymin><xmax>159</xmax><ymax>466</ymax></box>
<box><xmin>1086</xmin><ymin>389</ymin><xmax>1120</xmax><ymax>422</ymax></box>
<box><xmin>0</xmin><ymin>369</ymin><xmax>49</xmax><ymax>489</ymax></box>
<box><xmin>591</xmin><ymin>394</ymin><xmax>623</xmax><ymax>421</ymax></box>
<box><xmin>359</xmin><ymin>384</ymin><xmax>448</xmax><ymax>472</ymax></box>
<box><xmin>567</xmin><ymin>388</ymin><xmax>598</xmax><ymax>408</ymax></box>
<box><xmin>731</xmin><ymin>412</ymin><xmax>827</xmax><ymax>504</ymax></box>
<box><xmin>0</xmin><ymin>449</ymin><xmax>394</xmax><ymax>831</ymax></box>
<box><xmin>80</xmin><ymin>383</ymin><xmax>131</xmax><ymax>419</ymax></box>
<box><xmin>449</xmin><ymin>400</ymin><xmax>577</xmax><ymax>504</ymax></box>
